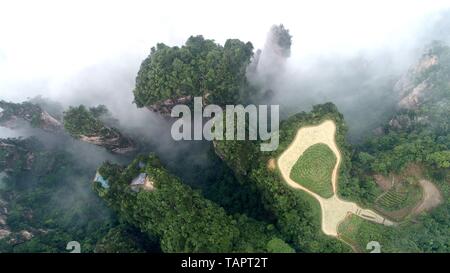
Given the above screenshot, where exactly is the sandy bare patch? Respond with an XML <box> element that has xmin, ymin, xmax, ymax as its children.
<box><xmin>277</xmin><ymin>120</ymin><xmax>341</xmax><ymax>193</ymax></box>
<box><xmin>143</xmin><ymin>177</ymin><xmax>155</xmax><ymax>191</ymax></box>
<box><xmin>79</xmin><ymin>135</ymin><xmax>106</xmax><ymax>145</ymax></box>
<box><xmin>413</xmin><ymin>179</ymin><xmax>443</xmax><ymax>215</ymax></box>
<box><xmin>277</xmin><ymin>120</ymin><xmax>394</xmax><ymax>237</ymax></box>
<box><xmin>267</xmin><ymin>158</ymin><xmax>276</xmax><ymax>171</ymax></box>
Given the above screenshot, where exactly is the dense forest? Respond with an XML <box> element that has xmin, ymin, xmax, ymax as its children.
<box><xmin>0</xmin><ymin>28</ymin><xmax>448</xmax><ymax>253</ymax></box>
<box><xmin>95</xmin><ymin>155</ymin><xmax>293</xmax><ymax>253</ymax></box>
<box><xmin>0</xmin><ymin>137</ymin><xmax>114</xmax><ymax>252</ymax></box>
<box><xmin>133</xmin><ymin>35</ymin><xmax>256</xmax><ymax>112</ymax></box>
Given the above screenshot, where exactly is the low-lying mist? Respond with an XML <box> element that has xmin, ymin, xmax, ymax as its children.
<box><xmin>1</xmin><ymin>4</ymin><xmax>450</xmax><ymax>168</ymax></box>
<box><xmin>1</xmin><ymin>4</ymin><xmax>450</xmax><ymax>248</ymax></box>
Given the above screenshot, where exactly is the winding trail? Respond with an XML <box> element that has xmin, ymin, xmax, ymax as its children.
<box><xmin>413</xmin><ymin>179</ymin><xmax>443</xmax><ymax>215</ymax></box>
<box><xmin>277</xmin><ymin>120</ymin><xmax>394</xmax><ymax>237</ymax></box>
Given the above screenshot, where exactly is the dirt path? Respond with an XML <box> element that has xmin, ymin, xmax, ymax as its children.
<box><xmin>277</xmin><ymin>120</ymin><xmax>394</xmax><ymax>237</ymax></box>
<box><xmin>413</xmin><ymin>179</ymin><xmax>443</xmax><ymax>215</ymax></box>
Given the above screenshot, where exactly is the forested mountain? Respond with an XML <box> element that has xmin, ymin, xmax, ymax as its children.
<box><xmin>0</xmin><ymin>100</ymin><xmax>63</xmax><ymax>133</ymax></box>
<box><xmin>63</xmin><ymin>105</ymin><xmax>136</xmax><ymax>154</ymax></box>
<box><xmin>133</xmin><ymin>35</ymin><xmax>255</xmax><ymax>114</ymax></box>
<box><xmin>0</xmin><ymin>137</ymin><xmax>114</xmax><ymax>252</ymax></box>
<box><xmin>94</xmin><ymin>155</ymin><xmax>293</xmax><ymax>253</ymax></box>
<box><xmin>0</xmin><ymin>28</ymin><xmax>448</xmax><ymax>253</ymax></box>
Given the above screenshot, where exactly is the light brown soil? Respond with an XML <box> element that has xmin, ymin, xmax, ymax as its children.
<box><xmin>277</xmin><ymin>120</ymin><xmax>394</xmax><ymax>237</ymax></box>
<box><xmin>267</xmin><ymin>158</ymin><xmax>276</xmax><ymax>171</ymax></box>
<box><xmin>413</xmin><ymin>179</ymin><xmax>443</xmax><ymax>215</ymax></box>
<box><xmin>374</xmin><ymin>164</ymin><xmax>443</xmax><ymax>219</ymax></box>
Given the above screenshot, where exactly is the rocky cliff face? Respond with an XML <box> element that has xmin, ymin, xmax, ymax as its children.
<box><xmin>247</xmin><ymin>24</ymin><xmax>292</xmax><ymax>95</ymax></box>
<box><xmin>393</xmin><ymin>54</ymin><xmax>438</xmax><ymax>110</ymax></box>
<box><xmin>0</xmin><ymin>198</ymin><xmax>38</xmax><ymax>246</ymax></box>
<box><xmin>0</xmin><ymin>197</ymin><xmax>10</xmax><ymax>240</ymax></box>
<box><xmin>62</xmin><ymin>105</ymin><xmax>136</xmax><ymax>154</ymax></box>
<box><xmin>0</xmin><ymin>101</ymin><xmax>137</xmax><ymax>155</ymax></box>
<box><xmin>0</xmin><ymin>139</ymin><xmax>37</xmax><ymax>244</ymax></box>
<box><xmin>0</xmin><ymin>138</ymin><xmax>36</xmax><ymax>173</ymax></box>
<box><xmin>78</xmin><ymin>129</ymin><xmax>136</xmax><ymax>154</ymax></box>
<box><xmin>388</xmin><ymin>42</ymin><xmax>450</xmax><ymax>130</ymax></box>
<box><xmin>146</xmin><ymin>95</ymin><xmax>192</xmax><ymax>116</ymax></box>
<box><xmin>0</xmin><ymin>100</ymin><xmax>63</xmax><ymax>133</ymax></box>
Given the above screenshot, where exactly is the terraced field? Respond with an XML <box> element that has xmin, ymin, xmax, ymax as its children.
<box><xmin>277</xmin><ymin>120</ymin><xmax>393</xmax><ymax>237</ymax></box>
<box><xmin>377</xmin><ymin>190</ymin><xmax>408</xmax><ymax>211</ymax></box>
<box><xmin>290</xmin><ymin>143</ymin><xmax>335</xmax><ymax>198</ymax></box>
<box><xmin>375</xmin><ymin>183</ymin><xmax>422</xmax><ymax>213</ymax></box>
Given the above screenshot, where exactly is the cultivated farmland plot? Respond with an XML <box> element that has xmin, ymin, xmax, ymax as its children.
<box><xmin>277</xmin><ymin>120</ymin><xmax>393</xmax><ymax>238</ymax></box>
<box><xmin>290</xmin><ymin>143</ymin><xmax>336</xmax><ymax>198</ymax></box>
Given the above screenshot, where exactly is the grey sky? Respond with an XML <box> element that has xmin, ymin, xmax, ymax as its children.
<box><xmin>0</xmin><ymin>0</ymin><xmax>449</xmax><ymax>103</ymax></box>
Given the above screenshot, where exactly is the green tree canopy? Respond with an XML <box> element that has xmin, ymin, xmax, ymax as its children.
<box><xmin>133</xmin><ymin>35</ymin><xmax>255</xmax><ymax>108</ymax></box>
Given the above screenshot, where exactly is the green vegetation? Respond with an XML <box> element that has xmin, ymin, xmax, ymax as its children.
<box><xmin>375</xmin><ymin>183</ymin><xmax>422</xmax><ymax>212</ymax></box>
<box><xmin>290</xmin><ymin>143</ymin><xmax>336</xmax><ymax>198</ymax></box>
<box><xmin>1</xmin><ymin>36</ymin><xmax>449</xmax><ymax>253</ymax></box>
<box><xmin>95</xmin><ymin>154</ymin><xmax>292</xmax><ymax>253</ymax></box>
<box><xmin>133</xmin><ymin>35</ymin><xmax>255</xmax><ymax>108</ymax></box>
<box><xmin>0</xmin><ymin>137</ymin><xmax>116</xmax><ymax>253</ymax></box>
<box><xmin>338</xmin><ymin>215</ymin><xmax>394</xmax><ymax>252</ymax></box>
<box><xmin>63</xmin><ymin>104</ymin><xmax>121</xmax><ymax>138</ymax></box>
<box><xmin>376</xmin><ymin>191</ymin><xmax>407</xmax><ymax>211</ymax></box>
<box><xmin>215</xmin><ymin>94</ymin><xmax>450</xmax><ymax>252</ymax></box>
<box><xmin>94</xmin><ymin>225</ymin><xmax>159</xmax><ymax>253</ymax></box>
<box><xmin>63</xmin><ymin>105</ymin><xmax>106</xmax><ymax>137</ymax></box>
<box><xmin>215</xmin><ymin>103</ymin><xmax>352</xmax><ymax>252</ymax></box>
<box><xmin>0</xmin><ymin>100</ymin><xmax>48</xmax><ymax>129</ymax></box>
<box><xmin>335</xmin><ymin>42</ymin><xmax>450</xmax><ymax>252</ymax></box>
<box><xmin>339</xmin><ymin>42</ymin><xmax>450</xmax><ymax>207</ymax></box>
<box><xmin>63</xmin><ymin>105</ymin><xmax>135</xmax><ymax>153</ymax></box>
<box><xmin>266</xmin><ymin>238</ymin><xmax>295</xmax><ymax>253</ymax></box>
<box><xmin>339</xmin><ymin>197</ymin><xmax>450</xmax><ymax>253</ymax></box>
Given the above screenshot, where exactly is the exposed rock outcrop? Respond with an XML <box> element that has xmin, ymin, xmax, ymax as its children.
<box><xmin>0</xmin><ymin>198</ymin><xmax>10</xmax><ymax>240</ymax></box>
<box><xmin>385</xmin><ymin>42</ymin><xmax>450</xmax><ymax>133</ymax></box>
<box><xmin>78</xmin><ymin>132</ymin><xmax>136</xmax><ymax>154</ymax></box>
<box><xmin>146</xmin><ymin>95</ymin><xmax>192</xmax><ymax>116</ymax></box>
<box><xmin>393</xmin><ymin>53</ymin><xmax>438</xmax><ymax>109</ymax></box>
<box><xmin>0</xmin><ymin>139</ymin><xmax>36</xmax><ymax>173</ymax></box>
<box><xmin>247</xmin><ymin>24</ymin><xmax>292</xmax><ymax>91</ymax></box>
<box><xmin>0</xmin><ymin>100</ymin><xmax>63</xmax><ymax>133</ymax></box>
<box><xmin>63</xmin><ymin>105</ymin><xmax>136</xmax><ymax>154</ymax></box>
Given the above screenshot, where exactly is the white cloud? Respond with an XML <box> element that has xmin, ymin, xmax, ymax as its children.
<box><xmin>0</xmin><ymin>0</ymin><xmax>449</xmax><ymax>102</ymax></box>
